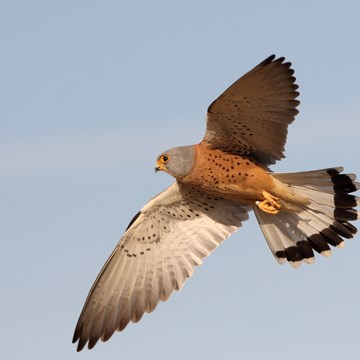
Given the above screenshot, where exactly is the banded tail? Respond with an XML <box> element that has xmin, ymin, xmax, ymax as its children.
<box><xmin>254</xmin><ymin>167</ymin><xmax>359</xmax><ymax>267</ymax></box>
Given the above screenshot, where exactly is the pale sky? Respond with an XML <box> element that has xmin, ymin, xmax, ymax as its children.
<box><xmin>1</xmin><ymin>1</ymin><xmax>360</xmax><ymax>359</ymax></box>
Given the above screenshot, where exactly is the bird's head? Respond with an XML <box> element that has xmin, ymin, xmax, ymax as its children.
<box><xmin>155</xmin><ymin>145</ymin><xmax>195</xmax><ymax>179</ymax></box>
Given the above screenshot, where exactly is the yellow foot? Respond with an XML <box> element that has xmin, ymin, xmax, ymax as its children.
<box><xmin>256</xmin><ymin>190</ymin><xmax>281</xmax><ymax>214</ymax></box>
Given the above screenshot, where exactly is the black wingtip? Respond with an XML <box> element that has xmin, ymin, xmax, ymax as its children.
<box><xmin>260</xmin><ymin>54</ymin><xmax>290</xmax><ymax>66</ymax></box>
<box><xmin>72</xmin><ymin>326</ymin><xmax>87</xmax><ymax>352</ymax></box>
<box><xmin>72</xmin><ymin>330</ymin><xmax>79</xmax><ymax>345</ymax></box>
<box><xmin>265</xmin><ymin>54</ymin><xmax>276</xmax><ymax>62</ymax></box>
<box><xmin>76</xmin><ymin>337</ymin><xmax>87</xmax><ymax>352</ymax></box>
<box><xmin>256</xmin><ymin>54</ymin><xmax>276</xmax><ymax>68</ymax></box>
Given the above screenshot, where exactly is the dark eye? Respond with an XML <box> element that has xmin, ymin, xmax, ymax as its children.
<box><xmin>161</xmin><ymin>155</ymin><xmax>169</xmax><ymax>163</ymax></box>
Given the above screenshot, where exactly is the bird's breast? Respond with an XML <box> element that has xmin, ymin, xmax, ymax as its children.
<box><xmin>180</xmin><ymin>143</ymin><xmax>277</xmax><ymax>203</ymax></box>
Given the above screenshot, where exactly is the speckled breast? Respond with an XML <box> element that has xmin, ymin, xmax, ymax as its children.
<box><xmin>180</xmin><ymin>142</ymin><xmax>276</xmax><ymax>203</ymax></box>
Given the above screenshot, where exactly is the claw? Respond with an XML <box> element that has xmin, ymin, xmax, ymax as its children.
<box><xmin>256</xmin><ymin>190</ymin><xmax>281</xmax><ymax>214</ymax></box>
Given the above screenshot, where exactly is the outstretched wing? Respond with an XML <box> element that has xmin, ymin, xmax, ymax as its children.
<box><xmin>73</xmin><ymin>181</ymin><xmax>249</xmax><ymax>351</ymax></box>
<box><xmin>203</xmin><ymin>55</ymin><xmax>300</xmax><ymax>165</ymax></box>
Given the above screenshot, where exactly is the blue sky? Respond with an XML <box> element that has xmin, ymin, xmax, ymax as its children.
<box><xmin>1</xmin><ymin>1</ymin><xmax>360</xmax><ymax>359</ymax></box>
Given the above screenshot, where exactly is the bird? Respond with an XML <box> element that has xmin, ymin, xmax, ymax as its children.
<box><xmin>73</xmin><ymin>55</ymin><xmax>360</xmax><ymax>351</ymax></box>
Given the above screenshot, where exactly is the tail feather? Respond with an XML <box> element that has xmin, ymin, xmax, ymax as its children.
<box><xmin>254</xmin><ymin>168</ymin><xmax>359</xmax><ymax>267</ymax></box>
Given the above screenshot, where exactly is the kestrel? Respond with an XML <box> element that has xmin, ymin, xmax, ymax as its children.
<box><xmin>73</xmin><ymin>55</ymin><xmax>360</xmax><ymax>351</ymax></box>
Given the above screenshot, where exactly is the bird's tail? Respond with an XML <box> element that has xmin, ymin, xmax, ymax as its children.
<box><xmin>254</xmin><ymin>167</ymin><xmax>359</xmax><ymax>267</ymax></box>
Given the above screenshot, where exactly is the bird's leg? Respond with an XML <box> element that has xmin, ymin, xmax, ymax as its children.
<box><xmin>256</xmin><ymin>190</ymin><xmax>281</xmax><ymax>214</ymax></box>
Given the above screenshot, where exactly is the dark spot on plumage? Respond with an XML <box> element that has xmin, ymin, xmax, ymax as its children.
<box><xmin>285</xmin><ymin>246</ymin><xmax>303</xmax><ymax>262</ymax></box>
<box><xmin>320</xmin><ymin>228</ymin><xmax>344</xmax><ymax>247</ymax></box>
<box><xmin>334</xmin><ymin>209</ymin><xmax>358</xmax><ymax>221</ymax></box>
<box><xmin>330</xmin><ymin>173</ymin><xmax>354</xmax><ymax>185</ymax></box>
<box><xmin>334</xmin><ymin>183</ymin><xmax>358</xmax><ymax>195</ymax></box>
<box><xmin>326</xmin><ymin>169</ymin><xmax>340</xmax><ymax>177</ymax></box>
<box><xmin>340</xmin><ymin>221</ymin><xmax>357</xmax><ymax>235</ymax></box>
<box><xmin>334</xmin><ymin>194</ymin><xmax>358</xmax><ymax>208</ymax></box>
<box><xmin>275</xmin><ymin>250</ymin><xmax>286</xmax><ymax>259</ymax></box>
<box><xmin>329</xmin><ymin>222</ymin><xmax>354</xmax><ymax>239</ymax></box>
<box><xmin>297</xmin><ymin>240</ymin><xmax>314</xmax><ymax>259</ymax></box>
<box><xmin>327</xmin><ymin>170</ymin><xmax>359</xmax><ymax>194</ymax></box>
<box><xmin>307</xmin><ymin>233</ymin><xmax>331</xmax><ymax>254</ymax></box>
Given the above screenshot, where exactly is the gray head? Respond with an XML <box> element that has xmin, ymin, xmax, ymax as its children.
<box><xmin>155</xmin><ymin>145</ymin><xmax>195</xmax><ymax>179</ymax></box>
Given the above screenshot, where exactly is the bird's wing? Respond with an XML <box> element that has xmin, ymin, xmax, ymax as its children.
<box><xmin>203</xmin><ymin>55</ymin><xmax>300</xmax><ymax>165</ymax></box>
<box><xmin>73</xmin><ymin>181</ymin><xmax>249</xmax><ymax>351</ymax></box>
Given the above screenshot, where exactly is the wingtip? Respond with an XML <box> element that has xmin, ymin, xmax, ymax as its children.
<box><xmin>72</xmin><ymin>332</ymin><xmax>79</xmax><ymax>346</ymax></box>
<box><xmin>72</xmin><ymin>329</ymin><xmax>88</xmax><ymax>352</ymax></box>
<box><xmin>259</xmin><ymin>54</ymin><xmax>276</xmax><ymax>67</ymax></box>
<box><xmin>78</xmin><ymin>338</ymin><xmax>88</xmax><ymax>352</ymax></box>
<box><xmin>262</xmin><ymin>54</ymin><xmax>290</xmax><ymax>66</ymax></box>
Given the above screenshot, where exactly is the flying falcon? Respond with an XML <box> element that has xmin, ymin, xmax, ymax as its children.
<box><xmin>73</xmin><ymin>55</ymin><xmax>360</xmax><ymax>351</ymax></box>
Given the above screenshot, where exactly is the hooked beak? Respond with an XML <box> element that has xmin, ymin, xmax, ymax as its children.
<box><xmin>154</xmin><ymin>160</ymin><xmax>165</xmax><ymax>173</ymax></box>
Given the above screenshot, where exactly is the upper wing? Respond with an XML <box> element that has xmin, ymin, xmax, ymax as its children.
<box><xmin>73</xmin><ymin>181</ymin><xmax>249</xmax><ymax>351</ymax></box>
<box><xmin>203</xmin><ymin>55</ymin><xmax>300</xmax><ymax>165</ymax></box>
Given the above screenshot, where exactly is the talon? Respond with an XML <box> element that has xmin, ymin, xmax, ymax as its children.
<box><xmin>256</xmin><ymin>190</ymin><xmax>281</xmax><ymax>214</ymax></box>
